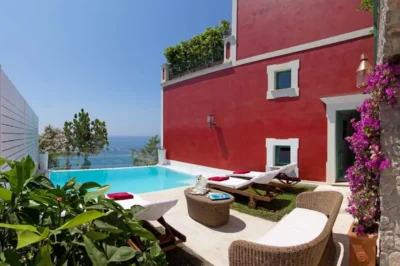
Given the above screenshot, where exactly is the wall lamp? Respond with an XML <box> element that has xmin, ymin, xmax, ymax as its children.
<box><xmin>207</xmin><ymin>114</ymin><xmax>216</xmax><ymax>128</ymax></box>
<box><xmin>356</xmin><ymin>54</ymin><xmax>373</xmax><ymax>93</ymax></box>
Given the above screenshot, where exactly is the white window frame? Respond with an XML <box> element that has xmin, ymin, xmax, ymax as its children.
<box><xmin>266</xmin><ymin>60</ymin><xmax>300</xmax><ymax>100</ymax></box>
<box><xmin>266</xmin><ymin>138</ymin><xmax>299</xmax><ymax>176</ymax></box>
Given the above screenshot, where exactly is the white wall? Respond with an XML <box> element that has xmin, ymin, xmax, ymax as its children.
<box><xmin>0</xmin><ymin>66</ymin><xmax>39</xmax><ymax>170</ymax></box>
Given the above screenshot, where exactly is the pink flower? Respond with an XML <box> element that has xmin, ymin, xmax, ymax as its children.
<box><xmin>345</xmin><ymin>63</ymin><xmax>399</xmax><ymax>235</ymax></box>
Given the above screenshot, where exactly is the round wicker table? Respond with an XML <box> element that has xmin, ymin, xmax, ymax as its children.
<box><xmin>184</xmin><ymin>188</ymin><xmax>234</xmax><ymax>228</ymax></box>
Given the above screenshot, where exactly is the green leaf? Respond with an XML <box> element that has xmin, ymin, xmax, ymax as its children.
<box><xmin>86</xmin><ymin>231</ymin><xmax>109</xmax><ymax>241</ymax></box>
<box><xmin>107</xmin><ymin>246</ymin><xmax>136</xmax><ymax>262</ymax></box>
<box><xmin>130</xmin><ymin>205</ymin><xmax>145</xmax><ymax>217</ymax></box>
<box><xmin>0</xmin><ymin>223</ymin><xmax>38</xmax><ymax>233</ymax></box>
<box><xmin>2</xmin><ymin>250</ymin><xmax>21</xmax><ymax>266</ymax></box>
<box><xmin>71</xmin><ymin>241</ymin><xmax>85</xmax><ymax>247</ymax></box>
<box><xmin>105</xmin><ymin>245</ymin><xmax>118</xmax><ymax>260</ymax></box>
<box><xmin>17</xmin><ymin>227</ymin><xmax>49</xmax><ymax>249</ymax></box>
<box><xmin>35</xmin><ymin>244</ymin><xmax>53</xmax><ymax>266</ymax></box>
<box><xmin>62</xmin><ymin>178</ymin><xmax>76</xmax><ymax>191</ymax></box>
<box><xmin>0</xmin><ymin>158</ymin><xmax>5</xmax><ymax>166</ymax></box>
<box><xmin>68</xmin><ymin>227</ymin><xmax>83</xmax><ymax>235</ymax></box>
<box><xmin>29</xmin><ymin>192</ymin><xmax>59</xmax><ymax>206</ymax></box>
<box><xmin>93</xmin><ymin>220</ymin><xmax>122</xmax><ymax>234</ymax></box>
<box><xmin>34</xmin><ymin>175</ymin><xmax>55</xmax><ymax>189</ymax></box>
<box><xmin>22</xmin><ymin>156</ymin><xmax>36</xmax><ymax>179</ymax></box>
<box><xmin>84</xmin><ymin>186</ymin><xmax>111</xmax><ymax>203</ymax></box>
<box><xmin>0</xmin><ymin>188</ymin><xmax>12</xmax><ymax>201</ymax></box>
<box><xmin>48</xmin><ymin>189</ymin><xmax>66</xmax><ymax>197</ymax></box>
<box><xmin>79</xmin><ymin>182</ymin><xmax>101</xmax><ymax>191</ymax></box>
<box><xmin>83</xmin><ymin>236</ymin><xmax>108</xmax><ymax>266</ymax></box>
<box><xmin>150</xmin><ymin>242</ymin><xmax>163</xmax><ymax>258</ymax></box>
<box><xmin>55</xmin><ymin>210</ymin><xmax>107</xmax><ymax>231</ymax></box>
<box><xmin>128</xmin><ymin>222</ymin><xmax>156</xmax><ymax>240</ymax></box>
<box><xmin>2</xmin><ymin>166</ymin><xmax>19</xmax><ymax>193</ymax></box>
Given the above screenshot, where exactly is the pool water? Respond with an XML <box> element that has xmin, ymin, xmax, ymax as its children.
<box><xmin>50</xmin><ymin>166</ymin><xmax>196</xmax><ymax>194</ymax></box>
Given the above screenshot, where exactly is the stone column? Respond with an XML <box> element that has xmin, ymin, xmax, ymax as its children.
<box><xmin>378</xmin><ymin>0</ymin><xmax>400</xmax><ymax>265</ymax></box>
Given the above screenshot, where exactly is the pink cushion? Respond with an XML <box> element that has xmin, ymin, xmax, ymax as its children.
<box><xmin>208</xmin><ymin>176</ymin><xmax>229</xmax><ymax>182</ymax></box>
<box><xmin>233</xmin><ymin>170</ymin><xmax>250</xmax><ymax>174</ymax></box>
<box><xmin>108</xmin><ymin>192</ymin><xmax>134</xmax><ymax>200</ymax></box>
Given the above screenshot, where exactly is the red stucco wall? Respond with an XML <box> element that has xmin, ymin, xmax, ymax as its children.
<box><xmin>236</xmin><ymin>0</ymin><xmax>373</xmax><ymax>60</ymax></box>
<box><xmin>163</xmin><ymin>37</ymin><xmax>373</xmax><ymax>182</ymax></box>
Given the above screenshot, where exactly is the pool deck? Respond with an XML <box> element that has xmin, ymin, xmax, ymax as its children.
<box><xmin>138</xmin><ymin>184</ymin><xmax>353</xmax><ymax>266</ymax></box>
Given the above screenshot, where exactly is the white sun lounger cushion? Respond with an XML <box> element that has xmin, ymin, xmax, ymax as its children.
<box><xmin>207</xmin><ymin>170</ymin><xmax>280</xmax><ymax>189</ymax></box>
<box><xmin>207</xmin><ymin>177</ymin><xmax>252</xmax><ymax>189</ymax></box>
<box><xmin>279</xmin><ymin>162</ymin><xmax>298</xmax><ymax>175</ymax></box>
<box><xmin>252</xmin><ymin>170</ymin><xmax>280</xmax><ymax>185</ymax></box>
<box><xmin>257</xmin><ymin>208</ymin><xmax>328</xmax><ymax>247</ymax></box>
<box><xmin>112</xmin><ymin>195</ymin><xmax>178</xmax><ymax>221</ymax></box>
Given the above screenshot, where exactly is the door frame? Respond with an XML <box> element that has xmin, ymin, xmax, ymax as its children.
<box><xmin>321</xmin><ymin>94</ymin><xmax>369</xmax><ymax>184</ymax></box>
<box><xmin>335</xmin><ymin>109</ymin><xmax>359</xmax><ymax>182</ymax></box>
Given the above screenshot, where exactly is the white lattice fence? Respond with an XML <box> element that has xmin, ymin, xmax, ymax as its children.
<box><xmin>0</xmin><ymin>66</ymin><xmax>39</xmax><ymax>171</ymax></box>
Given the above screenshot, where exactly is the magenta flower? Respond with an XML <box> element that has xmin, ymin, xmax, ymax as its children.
<box><xmin>346</xmin><ymin>63</ymin><xmax>399</xmax><ymax>235</ymax></box>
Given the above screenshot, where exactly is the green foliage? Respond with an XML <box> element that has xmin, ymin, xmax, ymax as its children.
<box><xmin>131</xmin><ymin>135</ymin><xmax>160</xmax><ymax>166</ymax></box>
<box><xmin>164</xmin><ymin>20</ymin><xmax>231</xmax><ymax>78</ymax></box>
<box><xmin>0</xmin><ymin>156</ymin><xmax>166</xmax><ymax>265</ymax></box>
<box><xmin>358</xmin><ymin>0</ymin><xmax>373</xmax><ymax>12</ymax></box>
<box><xmin>64</xmin><ymin>109</ymin><xmax>109</xmax><ymax>169</ymax></box>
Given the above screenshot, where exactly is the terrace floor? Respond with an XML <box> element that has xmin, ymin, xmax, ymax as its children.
<box><xmin>139</xmin><ymin>184</ymin><xmax>352</xmax><ymax>266</ymax></box>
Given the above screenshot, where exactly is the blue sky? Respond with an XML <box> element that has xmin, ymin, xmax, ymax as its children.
<box><xmin>0</xmin><ymin>0</ymin><xmax>231</xmax><ymax>136</ymax></box>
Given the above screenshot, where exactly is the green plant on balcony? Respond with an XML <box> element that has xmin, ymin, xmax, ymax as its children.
<box><xmin>164</xmin><ymin>20</ymin><xmax>231</xmax><ymax>79</ymax></box>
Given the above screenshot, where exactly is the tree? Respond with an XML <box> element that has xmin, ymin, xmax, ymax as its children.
<box><xmin>39</xmin><ymin>125</ymin><xmax>67</xmax><ymax>168</ymax></box>
<box><xmin>64</xmin><ymin>109</ymin><xmax>109</xmax><ymax>169</ymax></box>
<box><xmin>131</xmin><ymin>135</ymin><xmax>160</xmax><ymax>166</ymax></box>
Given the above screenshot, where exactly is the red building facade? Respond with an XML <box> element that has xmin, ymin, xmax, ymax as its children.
<box><xmin>161</xmin><ymin>0</ymin><xmax>373</xmax><ymax>184</ymax></box>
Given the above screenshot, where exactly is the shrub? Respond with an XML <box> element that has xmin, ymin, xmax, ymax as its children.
<box><xmin>164</xmin><ymin>20</ymin><xmax>231</xmax><ymax>78</ymax></box>
<box><xmin>345</xmin><ymin>63</ymin><xmax>399</xmax><ymax>235</ymax></box>
<box><xmin>0</xmin><ymin>156</ymin><xmax>166</xmax><ymax>265</ymax></box>
<box><xmin>39</xmin><ymin>125</ymin><xmax>68</xmax><ymax>168</ymax></box>
<box><xmin>131</xmin><ymin>135</ymin><xmax>160</xmax><ymax>166</ymax></box>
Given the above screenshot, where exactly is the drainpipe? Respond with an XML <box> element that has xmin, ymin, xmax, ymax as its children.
<box><xmin>373</xmin><ymin>0</ymin><xmax>379</xmax><ymax>65</ymax></box>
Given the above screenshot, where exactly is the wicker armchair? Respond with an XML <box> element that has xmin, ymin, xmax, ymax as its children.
<box><xmin>229</xmin><ymin>191</ymin><xmax>343</xmax><ymax>266</ymax></box>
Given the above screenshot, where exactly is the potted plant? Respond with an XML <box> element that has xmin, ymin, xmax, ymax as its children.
<box><xmin>345</xmin><ymin>63</ymin><xmax>399</xmax><ymax>266</ymax></box>
<box><xmin>158</xmin><ymin>147</ymin><xmax>167</xmax><ymax>165</ymax></box>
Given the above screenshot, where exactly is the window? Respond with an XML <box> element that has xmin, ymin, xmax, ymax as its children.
<box><xmin>266</xmin><ymin>138</ymin><xmax>299</xmax><ymax>176</ymax></box>
<box><xmin>267</xmin><ymin>60</ymin><xmax>300</xmax><ymax>100</ymax></box>
<box><xmin>275</xmin><ymin>146</ymin><xmax>291</xmax><ymax>166</ymax></box>
<box><xmin>276</xmin><ymin>70</ymin><xmax>291</xmax><ymax>90</ymax></box>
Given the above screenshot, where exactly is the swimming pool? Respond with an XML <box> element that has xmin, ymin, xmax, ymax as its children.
<box><xmin>50</xmin><ymin>166</ymin><xmax>196</xmax><ymax>194</ymax></box>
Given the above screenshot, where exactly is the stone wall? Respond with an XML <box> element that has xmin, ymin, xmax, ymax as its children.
<box><xmin>380</xmin><ymin>104</ymin><xmax>400</xmax><ymax>266</ymax></box>
<box><xmin>378</xmin><ymin>0</ymin><xmax>400</xmax><ymax>265</ymax></box>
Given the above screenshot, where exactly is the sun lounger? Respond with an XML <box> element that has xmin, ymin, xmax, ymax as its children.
<box><xmin>207</xmin><ymin>170</ymin><xmax>281</xmax><ymax>208</ymax></box>
<box><xmin>274</xmin><ymin>162</ymin><xmax>300</xmax><ymax>185</ymax></box>
<box><xmin>228</xmin><ymin>162</ymin><xmax>300</xmax><ymax>186</ymax></box>
<box><xmin>107</xmin><ymin>194</ymin><xmax>186</xmax><ymax>252</ymax></box>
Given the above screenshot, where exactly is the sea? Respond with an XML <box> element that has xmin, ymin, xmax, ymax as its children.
<box><xmin>57</xmin><ymin>136</ymin><xmax>152</xmax><ymax>169</ymax></box>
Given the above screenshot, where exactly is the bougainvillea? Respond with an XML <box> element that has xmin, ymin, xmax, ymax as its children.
<box><xmin>345</xmin><ymin>63</ymin><xmax>400</xmax><ymax>235</ymax></box>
